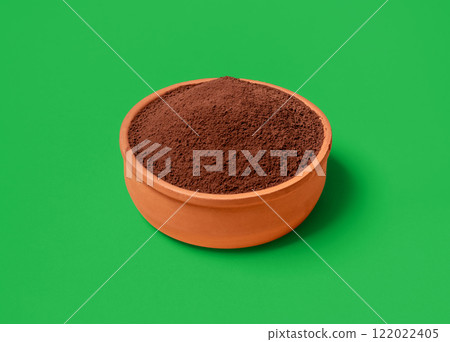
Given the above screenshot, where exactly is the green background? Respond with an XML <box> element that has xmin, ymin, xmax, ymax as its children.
<box><xmin>1</xmin><ymin>0</ymin><xmax>449</xmax><ymax>324</ymax></box>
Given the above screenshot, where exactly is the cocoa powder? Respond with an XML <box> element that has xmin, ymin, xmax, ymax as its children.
<box><xmin>128</xmin><ymin>77</ymin><xmax>324</xmax><ymax>194</ymax></box>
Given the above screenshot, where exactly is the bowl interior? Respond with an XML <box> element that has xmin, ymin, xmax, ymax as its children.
<box><xmin>119</xmin><ymin>78</ymin><xmax>332</xmax><ymax>206</ymax></box>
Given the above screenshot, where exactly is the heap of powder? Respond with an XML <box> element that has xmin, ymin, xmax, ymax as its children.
<box><xmin>128</xmin><ymin>77</ymin><xmax>324</xmax><ymax>194</ymax></box>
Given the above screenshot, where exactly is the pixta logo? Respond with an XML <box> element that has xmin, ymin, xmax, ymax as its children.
<box><xmin>125</xmin><ymin>140</ymin><xmax>172</xmax><ymax>186</ymax></box>
<box><xmin>193</xmin><ymin>149</ymin><xmax>325</xmax><ymax>177</ymax></box>
<box><xmin>127</xmin><ymin>140</ymin><xmax>325</xmax><ymax>187</ymax></box>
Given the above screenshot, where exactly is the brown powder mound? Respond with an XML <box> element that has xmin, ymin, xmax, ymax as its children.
<box><xmin>128</xmin><ymin>77</ymin><xmax>324</xmax><ymax>194</ymax></box>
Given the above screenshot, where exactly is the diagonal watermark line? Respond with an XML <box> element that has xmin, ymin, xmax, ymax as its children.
<box><xmin>64</xmin><ymin>190</ymin><xmax>199</xmax><ymax>324</ymax></box>
<box><xmin>61</xmin><ymin>0</ymin><xmax>200</xmax><ymax>137</ymax></box>
<box><xmin>252</xmin><ymin>189</ymin><xmax>388</xmax><ymax>324</ymax></box>
<box><xmin>252</xmin><ymin>0</ymin><xmax>390</xmax><ymax>136</ymax></box>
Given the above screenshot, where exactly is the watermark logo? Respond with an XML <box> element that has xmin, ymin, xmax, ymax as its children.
<box><xmin>125</xmin><ymin>139</ymin><xmax>172</xmax><ymax>186</ymax></box>
<box><xmin>126</xmin><ymin>140</ymin><xmax>325</xmax><ymax>187</ymax></box>
<box><xmin>193</xmin><ymin>149</ymin><xmax>325</xmax><ymax>177</ymax></box>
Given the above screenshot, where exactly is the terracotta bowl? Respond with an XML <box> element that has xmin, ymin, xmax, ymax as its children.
<box><xmin>119</xmin><ymin>78</ymin><xmax>332</xmax><ymax>249</ymax></box>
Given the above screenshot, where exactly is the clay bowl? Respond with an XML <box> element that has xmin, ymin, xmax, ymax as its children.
<box><xmin>119</xmin><ymin>78</ymin><xmax>332</xmax><ymax>249</ymax></box>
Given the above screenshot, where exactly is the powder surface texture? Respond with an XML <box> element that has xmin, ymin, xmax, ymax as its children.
<box><xmin>128</xmin><ymin>77</ymin><xmax>324</xmax><ymax>194</ymax></box>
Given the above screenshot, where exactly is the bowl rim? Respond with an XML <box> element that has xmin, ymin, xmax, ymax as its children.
<box><xmin>119</xmin><ymin>78</ymin><xmax>332</xmax><ymax>205</ymax></box>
